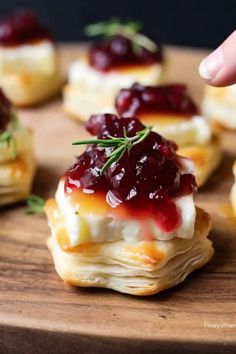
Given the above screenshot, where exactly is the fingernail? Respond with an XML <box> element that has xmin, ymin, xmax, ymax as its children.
<box><xmin>199</xmin><ymin>46</ymin><xmax>224</xmax><ymax>80</ymax></box>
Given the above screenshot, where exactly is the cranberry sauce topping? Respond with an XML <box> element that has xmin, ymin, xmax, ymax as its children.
<box><xmin>0</xmin><ymin>88</ymin><xmax>11</xmax><ymax>131</ymax></box>
<box><xmin>116</xmin><ymin>83</ymin><xmax>199</xmax><ymax>118</ymax></box>
<box><xmin>0</xmin><ymin>10</ymin><xmax>52</xmax><ymax>47</ymax></box>
<box><xmin>65</xmin><ymin>114</ymin><xmax>196</xmax><ymax>233</ymax></box>
<box><xmin>89</xmin><ymin>35</ymin><xmax>162</xmax><ymax>72</ymax></box>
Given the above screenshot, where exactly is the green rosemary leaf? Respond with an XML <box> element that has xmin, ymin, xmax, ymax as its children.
<box><xmin>107</xmin><ymin>143</ymin><xmax>126</xmax><ymax>158</ymax></box>
<box><xmin>26</xmin><ymin>194</ymin><xmax>45</xmax><ymax>215</ymax></box>
<box><xmin>133</xmin><ymin>126</ymin><xmax>153</xmax><ymax>146</ymax></box>
<box><xmin>72</xmin><ymin>139</ymin><xmax>106</xmax><ymax>145</ymax></box>
<box><xmin>130</xmin><ymin>32</ymin><xmax>157</xmax><ymax>53</ymax></box>
<box><xmin>100</xmin><ymin>144</ymin><xmax>126</xmax><ymax>175</ymax></box>
<box><xmin>0</xmin><ymin>129</ymin><xmax>17</xmax><ymax>159</ymax></box>
<box><xmin>0</xmin><ymin>131</ymin><xmax>12</xmax><ymax>145</ymax></box>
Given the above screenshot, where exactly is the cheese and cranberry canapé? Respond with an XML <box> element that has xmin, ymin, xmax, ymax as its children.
<box><xmin>45</xmin><ymin>114</ymin><xmax>213</xmax><ymax>296</ymax></box>
<box><xmin>115</xmin><ymin>83</ymin><xmax>222</xmax><ymax>187</ymax></box>
<box><xmin>0</xmin><ymin>10</ymin><xmax>62</xmax><ymax>106</ymax></box>
<box><xmin>0</xmin><ymin>88</ymin><xmax>35</xmax><ymax>205</ymax></box>
<box><xmin>63</xmin><ymin>20</ymin><xmax>163</xmax><ymax>122</ymax></box>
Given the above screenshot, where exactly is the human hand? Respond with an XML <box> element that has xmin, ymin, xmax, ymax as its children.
<box><xmin>199</xmin><ymin>30</ymin><xmax>236</xmax><ymax>87</ymax></box>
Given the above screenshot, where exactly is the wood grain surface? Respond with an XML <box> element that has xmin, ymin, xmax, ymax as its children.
<box><xmin>0</xmin><ymin>45</ymin><xmax>236</xmax><ymax>354</ymax></box>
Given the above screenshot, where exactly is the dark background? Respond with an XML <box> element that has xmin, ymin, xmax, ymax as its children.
<box><xmin>0</xmin><ymin>0</ymin><xmax>235</xmax><ymax>48</ymax></box>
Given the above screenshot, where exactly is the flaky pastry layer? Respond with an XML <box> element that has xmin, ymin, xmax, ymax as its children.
<box><xmin>179</xmin><ymin>136</ymin><xmax>222</xmax><ymax>187</ymax></box>
<box><xmin>203</xmin><ymin>85</ymin><xmax>236</xmax><ymax>130</ymax></box>
<box><xmin>0</xmin><ymin>70</ymin><xmax>62</xmax><ymax>107</ymax></box>
<box><xmin>46</xmin><ymin>200</ymin><xmax>213</xmax><ymax>296</ymax></box>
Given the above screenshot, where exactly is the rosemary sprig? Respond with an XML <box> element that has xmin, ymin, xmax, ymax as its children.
<box><xmin>0</xmin><ymin>130</ymin><xmax>16</xmax><ymax>159</ymax></box>
<box><xmin>84</xmin><ymin>18</ymin><xmax>157</xmax><ymax>53</ymax></box>
<box><xmin>26</xmin><ymin>194</ymin><xmax>45</xmax><ymax>215</ymax></box>
<box><xmin>0</xmin><ymin>131</ymin><xmax>12</xmax><ymax>145</ymax></box>
<box><xmin>84</xmin><ymin>18</ymin><xmax>142</xmax><ymax>37</ymax></box>
<box><xmin>72</xmin><ymin>125</ymin><xmax>153</xmax><ymax>175</ymax></box>
<box><xmin>0</xmin><ymin>111</ymin><xmax>18</xmax><ymax>159</ymax></box>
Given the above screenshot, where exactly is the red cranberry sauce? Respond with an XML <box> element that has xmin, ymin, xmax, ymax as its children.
<box><xmin>88</xmin><ymin>35</ymin><xmax>163</xmax><ymax>72</ymax></box>
<box><xmin>0</xmin><ymin>10</ymin><xmax>52</xmax><ymax>47</ymax></box>
<box><xmin>116</xmin><ymin>83</ymin><xmax>199</xmax><ymax>118</ymax></box>
<box><xmin>0</xmin><ymin>88</ymin><xmax>11</xmax><ymax>131</ymax></box>
<box><xmin>65</xmin><ymin>114</ymin><xmax>196</xmax><ymax>232</ymax></box>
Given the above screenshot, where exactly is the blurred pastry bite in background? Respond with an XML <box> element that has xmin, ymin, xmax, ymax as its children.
<box><xmin>0</xmin><ymin>88</ymin><xmax>35</xmax><ymax>206</ymax></box>
<box><xmin>0</xmin><ymin>9</ymin><xmax>62</xmax><ymax>106</ymax></box>
<box><xmin>115</xmin><ymin>83</ymin><xmax>222</xmax><ymax>187</ymax></box>
<box><xmin>63</xmin><ymin>19</ymin><xmax>163</xmax><ymax>121</ymax></box>
<box><xmin>203</xmin><ymin>84</ymin><xmax>236</xmax><ymax>130</ymax></box>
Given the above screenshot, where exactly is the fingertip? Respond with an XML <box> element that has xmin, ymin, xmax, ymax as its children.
<box><xmin>199</xmin><ymin>31</ymin><xmax>236</xmax><ymax>87</ymax></box>
<box><xmin>199</xmin><ymin>60</ymin><xmax>212</xmax><ymax>80</ymax></box>
<box><xmin>198</xmin><ymin>46</ymin><xmax>224</xmax><ymax>82</ymax></box>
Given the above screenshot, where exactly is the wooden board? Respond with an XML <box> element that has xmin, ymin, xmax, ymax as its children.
<box><xmin>1</xmin><ymin>45</ymin><xmax>236</xmax><ymax>354</ymax></box>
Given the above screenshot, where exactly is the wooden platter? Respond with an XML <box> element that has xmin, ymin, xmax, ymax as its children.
<box><xmin>0</xmin><ymin>45</ymin><xmax>236</xmax><ymax>354</ymax></box>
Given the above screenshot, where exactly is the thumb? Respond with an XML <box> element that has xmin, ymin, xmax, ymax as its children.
<box><xmin>199</xmin><ymin>30</ymin><xmax>236</xmax><ymax>87</ymax></box>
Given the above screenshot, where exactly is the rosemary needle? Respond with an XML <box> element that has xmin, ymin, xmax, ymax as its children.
<box><xmin>26</xmin><ymin>194</ymin><xmax>45</xmax><ymax>215</ymax></box>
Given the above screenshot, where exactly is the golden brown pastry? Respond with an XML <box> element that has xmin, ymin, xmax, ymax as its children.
<box><xmin>0</xmin><ymin>10</ymin><xmax>62</xmax><ymax>106</ymax></box>
<box><xmin>0</xmin><ymin>88</ymin><xmax>35</xmax><ymax>205</ymax></box>
<box><xmin>115</xmin><ymin>83</ymin><xmax>222</xmax><ymax>187</ymax></box>
<box><xmin>45</xmin><ymin>114</ymin><xmax>213</xmax><ymax>296</ymax></box>
<box><xmin>63</xmin><ymin>20</ymin><xmax>163</xmax><ymax>121</ymax></box>
<box><xmin>203</xmin><ymin>84</ymin><xmax>236</xmax><ymax>130</ymax></box>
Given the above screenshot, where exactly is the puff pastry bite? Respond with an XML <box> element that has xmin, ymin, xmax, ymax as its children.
<box><xmin>0</xmin><ymin>88</ymin><xmax>35</xmax><ymax>206</ymax></box>
<box><xmin>63</xmin><ymin>20</ymin><xmax>163</xmax><ymax>121</ymax></box>
<box><xmin>115</xmin><ymin>83</ymin><xmax>222</xmax><ymax>186</ymax></box>
<box><xmin>45</xmin><ymin>114</ymin><xmax>213</xmax><ymax>296</ymax></box>
<box><xmin>0</xmin><ymin>10</ymin><xmax>62</xmax><ymax>106</ymax></box>
<box><xmin>202</xmin><ymin>84</ymin><xmax>236</xmax><ymax>130</ymax></box>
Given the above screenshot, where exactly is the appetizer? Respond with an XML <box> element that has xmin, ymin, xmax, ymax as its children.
<box><xmin>63</xmin><ymin>19</ymin><xmax>163</xmax><ymax>121</ymax></box>
<box><xmin>45</xmin><ymin>114</ymin><xmax>213</xmax><ymax>296</ymax></box>
<box><xmin>115</xmin><ymin>83</ymin><xmax>222</xmax><ymax>186</ymax></box>
<box><xmin>203</xmin><ymin>85</ymin><xmax>236</xmax><ymax>130</ymax></box>
<box><xmin>0</xmin><ymin>10</ymin><xmax>62</xmax><ymax>106</ymax></box>
<box><xmin>0</xmin><ymin>88</ymin><xmax>35</xmax><ymax>205</ymax></box>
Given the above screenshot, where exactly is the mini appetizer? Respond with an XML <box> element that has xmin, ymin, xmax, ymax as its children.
<box><xmin>203</xmin><ymin>84</ymin><xmax>236</xmax><ymax>130</ymax></box>
<box><xmin>0</xmin><ymin>88</ymin><xmax>35</xmax><ymax>205</ymax></box>
<box><xmin>63</xmin><ymin>19</ymin><xmax>163</xmax><ymax>121</ymax></box>
<box><xmin>45</xmin><ymin>114</ymin><xmax>213</xmax><ymax>296</ymax></box>
<box><xmin>115</xmin><ymin>83</ymin><xmax>222</xmax><ymax>187</ymax></box>
<box><xmin>0</xmin><ymin>10</ymin><xmax>62</xmax><ymax>106</ymax></box>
